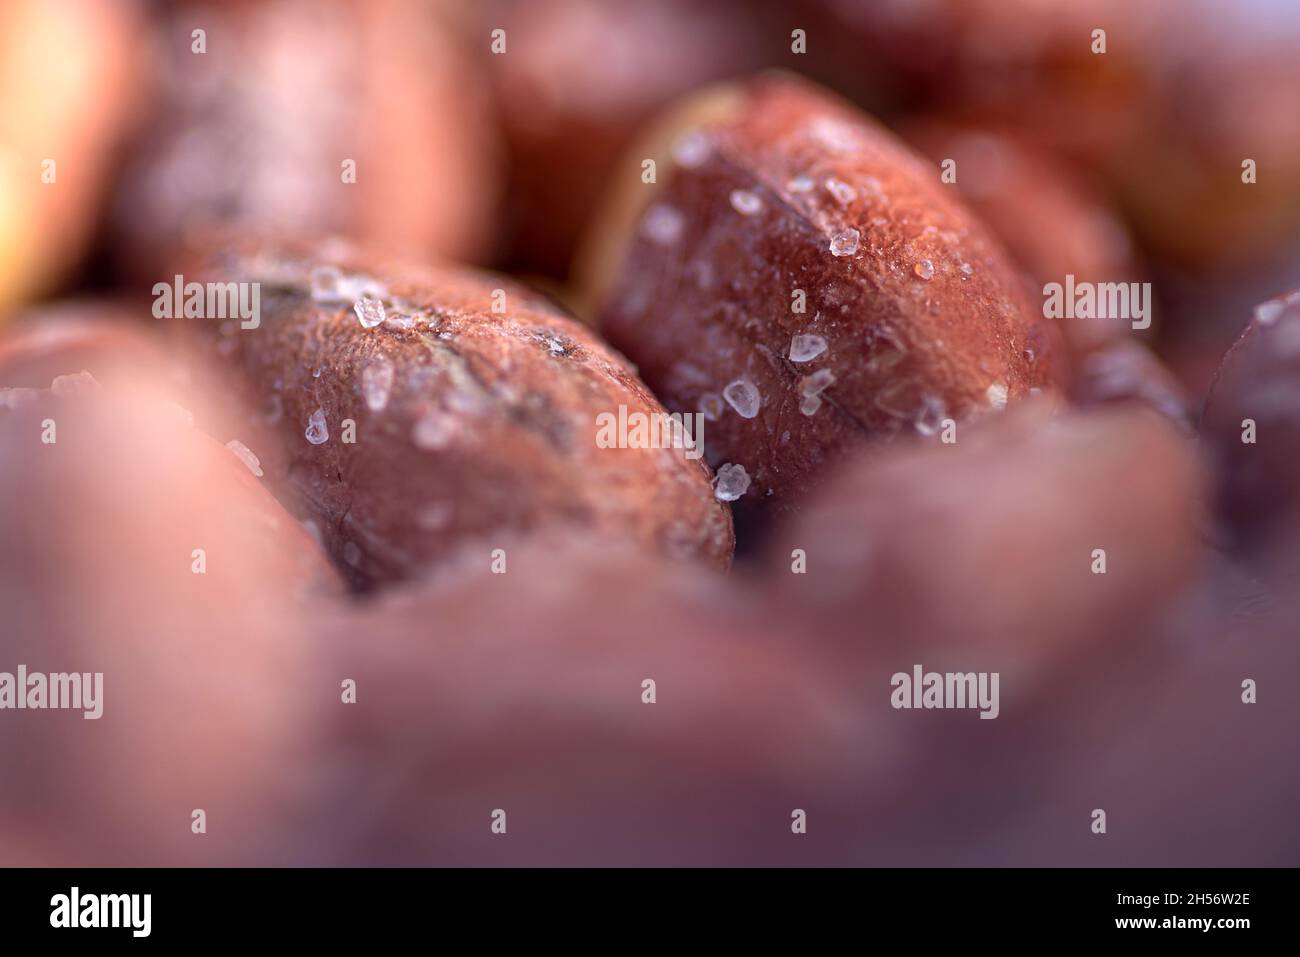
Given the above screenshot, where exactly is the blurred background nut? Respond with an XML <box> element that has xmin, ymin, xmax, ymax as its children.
<box><xmin>296</xmin><ymin>534</ymin><xmax>880</xmax><ymax>866</ymax></box>
<box><xmin>581</xmin><ymin>74</ymin><xmax>1062</xmax><ymax>523</ymax></box>
<box><xmin>0</xmin><ymin>301</ymin><xmax>175</xmax><ymax>388</ymax></box>
<box><xmin>111</xmin><ymin>0</ymin><xmax>501</xmax><ymax>282</ymax></box>
<box><xmin>480</xmin><ymin>0</ymin><xmax>767</xmax><ymax>278</ymax></box>
<box><xmin>0</xmin><ymin>300</ymin><xmax>306</xmax><ymax>481</ymax></box>
<box><xmin>810</xmin><ymin>0</ymin><xmax>1300</xmax><ymax>276</ymax></box>
<box><xmin>182</xmin><ymin>239</ymin><xmax>734</xmax><ymax>587</ymax></box>
<box><xmin>0</xmin><ymin>0</ymin><xmax>143</xmax><ymax>319</ymax></box>
<box><xmin>0</xmin><ymin>365</ymin><xmax>338</xmax><ymax>865</ymax></box>
<box><xmin>1068</xmin><ymin>338</ymin><xmax>1191</xmax><ymax>431</ymax></box>
<box><xmin>1200</xmin><ymin>290</ymin><xmax>1300</xmax><ymax>568</ymax></box>
<box><xmin>764</xmin><ymin>401</ymin><xmax>1206</xmax><ymax>680</ymax></box>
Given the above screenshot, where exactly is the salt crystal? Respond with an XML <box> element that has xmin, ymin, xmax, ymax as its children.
<box><xmin>310</xmin><ymin>265</ymin><xmax>341</xmax><ymax>301</ymax></box>
<box><xmin>301</xmin><ymin>519</ymin><xmax>322</xmax><ymax>545</ymax></box>
<box><xmin>729</xmin><ymin>189</ymin><xmax>763</xmax><ymax>216</ymax></box>
<box><xmin>714</xmin><ymin>463</ymin><xmax>751</xmax><ymax>502</ymax></box>
<box><xmin>799</xmin><ymin>393</ymin><xmax>822</xmax><ymax>416</ymax></box>
<box><xmin>417</xmin><ymin>502</ymin><xmax>454</xmax><ymax>530</ymax></box>
<box><xmin>0</xmin><ymin>387</ymin><xmax>38</xmax><ymax>408</ymax></box>
<box><xmin>305</xmin><ymin>408</ymin><xmax>329</xmax><ymax>444</ymax></box>
<box><xmin>787</xmin><ymin>174</ymin><xmax>816</xmax><ymax>193</ymax></box>
<box><xmin>986</xmin><ymin>381</ymin><xmax>1009</xmax><ymax>409</ymax></box>
<box><xmin>672</xmin><ymin>131</ymin><xmax>711</xmax><ymax>168</ymax></box>
<box><xmin>789</xmin><ymin>334</ymin><xmax>828</xmax><ymax>362</ymax></box>
<box><xmin>799</xmin><ymin>368</ymin><xmax>836</xmax><ymax>397</ymax></box>
<box><xmin>413</xmin><ymin>409</ymin><xmax>457</xmax><ymax>450</ymax></box>
<box><xmin>829</xmin><ymin>228</ymin><xmax>860</xmax><ymax>257</ymax></box>
<box><xmin>354</xmin><ymin>295</ymin><xmax>386</xmax><ymax>329</ymax></box>
<box><xmin>225</xmin><ymin>439</ymin><xmax>263</xmax><ymax>477</ymax></box>
<box><xmin>722</xmin><ymin>378</ymin><xmax>761</xmax><ymax>418</ymax></box>
<box><xmin>642</xmin><ymin>204</ymin><xmax>685</xmax><ymax>245</ymax></box>
<box><xmin>824</xmin><ymin>177</ymin><xmax>857</xmax><ymax>205</ymax></box>
<box><xmin>698</xmin><ymin>393</ymin><xmax>724</xmax><ymax>421</ymax></box>
<box><xmin>361</xmin><ymin>358</ymin><xmax>394</xmax><ymax>411</ymax></box>
<box><xmin>50</xmin><ymin>370</ymin><xmax>100</xmax><ymax>397</ymax></box>
<box><xmin>808</xmin><ymin>117</ymin><xmax>857</xmax><ymax>153</ymax></box>
<box><xmin>337</xmin><ymin>274</ymin><xmax>387</xmax><ymax>302</ymax></box>
<box><xmin>914</xmin><ymin>259</ymin><xmax>935</xmax><ymax>281</ymax></box>
<box><xmin>1253</xmin><ymin>299</ymin><xmax>1284</xmax><ymax>328</ymax></box>
<box><xmin>913</xmin><ymin>396</ymin><xmax>947</xmax><ymax>436</ymax></box>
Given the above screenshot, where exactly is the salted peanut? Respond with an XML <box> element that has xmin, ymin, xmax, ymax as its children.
<box><xmin>482</xmin><ymin>0</ymin><xmax>765</xmax><ymax>276</ymax></box>
<box><xmin>1200</xmin><ymin>291</ymin><xmax>1300</xmax><ymax>563</ymax></box>
<box><xmin>1070</xmin><ymin>339</ymin><xmax>1190</xmax><ymax>431</ymax></box>
<box><xmin>579</xmin><ymin>74</ymin><xmax>1062</xmax><ymax>517</ymax></box>
<box><xmin>898</xmin><ymin>121</ymin><xmax>1140</xmax><ymax>357</ymax></box>
<box><xmin>180</xmin><ymin>238</ymin><xmax>734</xmax><ymax>586</ymax></box>
<box><xmin>0</xmin><ymin>0</ymin><xmax>143</xmax><ymax>318</ymax></box>
<box><xmin>294</xmin><ymin>534</ymin><xmax>880</xmax><ymax>866</ymax></box>
<box><xmin>764</xmin><ymin>402</ymin><xmax>1205</xmax><ymax>679</ymax></box>
<box><xmin>0</xmin><ymin>371</ymin><xmax>339</xmax><ymax>866</ymax></box>
<box><xmin>112</xmin><ymin>0</ymin><xmax>500</xmax><ymax>280</ymax></box>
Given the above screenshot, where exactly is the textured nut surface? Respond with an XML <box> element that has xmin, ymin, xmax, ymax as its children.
<box><xmin>581</xmin><ymin>73</ymin><xmax>1063</xmax><ymax>516</ymax></box>
<box><xmin>899</xmin><ymin>120</ymin><xmax>1140</xmax><ymax>358</ymax></box>
<box><xmin>183</xmin><ymin>238</ymin><xmax>734</xmax><ymax>585</ymax></box>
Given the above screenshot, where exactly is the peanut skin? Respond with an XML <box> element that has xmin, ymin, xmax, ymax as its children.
<box><xmin>898</xmin><ymin>120</ymin><xmax>1141</xmax><ymax>359</ymax></box>
<box><xmin>182</xmin><ymin>238</ymin><xmax>734</xmax><ymax>586</ymax></box>
<box><xmin>580</xmin><ymin>73</ymin><xmax>1064</xmax><ymax>519</ymax></box>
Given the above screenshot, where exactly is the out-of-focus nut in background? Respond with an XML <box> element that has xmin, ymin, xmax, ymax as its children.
<box><xmin>0</xmin><ymin>358</ymin><xmax>339</xmax><ymax>865</ymax></box>
<box><xmin>0</xmin><ymin>0</ymin><xmax>144</xmax><ymax>319</ymax></box>
<box><xmin>1201</xmin><ymin>290</ymin><xmax>1300</xmax><ymax>575</ymax></box>
<box><xmin>111</xmin><ymin>0</ymin><xmax>502</xmax><ymax>283</ymax></box>
<box><xmin>481</xmin><ymin>0</ymin><xmax>769</xmax><ymax>278</ymax></box>
<box><xmin>765</xmin><ymin>401</ymin><xmax>1207</xmax><ymax>679</ymax></box>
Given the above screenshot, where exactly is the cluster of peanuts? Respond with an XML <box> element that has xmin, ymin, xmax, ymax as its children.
<box><xmin>1</xmin><ymin>0</ymin><xmax>1298</xmax><ymax>865</ymax></box>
